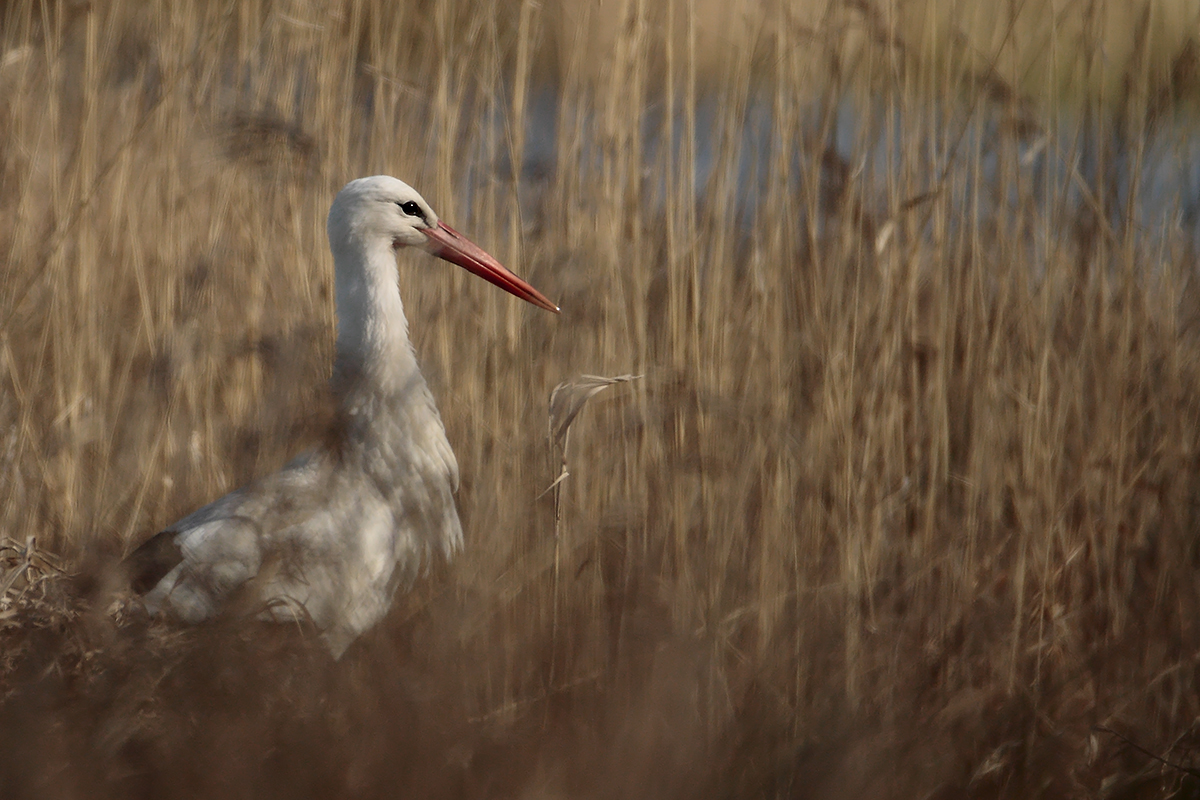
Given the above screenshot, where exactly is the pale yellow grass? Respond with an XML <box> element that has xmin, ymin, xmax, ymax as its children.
<box><xmin>1</xmin><ymin>1</ymin><xmax>1200</xmax><ymax>797</ymax></box>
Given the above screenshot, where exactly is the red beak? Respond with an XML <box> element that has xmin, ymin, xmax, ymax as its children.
<box><xmin>421</xmin><ymin>221</ymin><xmax>559</xmax><ymax>313</ymax></box>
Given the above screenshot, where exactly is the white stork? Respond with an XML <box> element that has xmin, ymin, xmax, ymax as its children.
<box><xmin>129</xmin><ymin>176</ymin><xmax>558</xmax><ymax>657</ymax></box>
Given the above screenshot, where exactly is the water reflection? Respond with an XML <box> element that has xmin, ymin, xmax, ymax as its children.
<box><xmin>464</xmin><ymin>84</ymin><xmax>1200</xmax><ymax>251</ymax></box>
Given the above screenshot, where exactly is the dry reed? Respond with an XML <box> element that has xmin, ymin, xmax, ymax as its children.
<box><xmin>2</xmin><ymin>0</ymin><xmax>1200</xmax><ymax>797</ymax></box>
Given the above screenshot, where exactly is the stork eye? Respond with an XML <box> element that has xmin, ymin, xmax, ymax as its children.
<box><xmin>398</xmin><ymin>201</ymin><xmax>422</xmax><ymax>218</ymax></box>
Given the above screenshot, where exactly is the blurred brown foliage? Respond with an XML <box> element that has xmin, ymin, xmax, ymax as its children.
<box><xmin>3</xmin><ymin>1</ymin><xmax>1200</xmax><ymax>797</ymax></box>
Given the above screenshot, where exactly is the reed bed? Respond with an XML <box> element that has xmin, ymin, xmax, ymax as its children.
<box><xmin>2</xmin><ymin>0</ymin><xmax>1200</xmax><ymax>797</ymax></box>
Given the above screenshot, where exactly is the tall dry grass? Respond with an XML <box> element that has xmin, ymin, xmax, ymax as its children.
<box><xmin>2</xmin><ymin>0</ymin><xmax>1200</xmax><ymax>797</ymax></box>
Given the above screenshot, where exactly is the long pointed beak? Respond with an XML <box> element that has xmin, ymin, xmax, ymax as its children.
<box><xmin>421</xmin><ymin>221</ymin><xmax>559</xmax><ymax>314</ymax></box>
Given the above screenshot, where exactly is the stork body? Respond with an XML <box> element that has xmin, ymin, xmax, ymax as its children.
<box><xmin>131</xmin><ymin>176</ymin><xmax>557</xmax><ymax>657</ymax></box>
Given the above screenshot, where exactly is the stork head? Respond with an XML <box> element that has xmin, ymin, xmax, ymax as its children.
<box><xmin>328</xmin><ymin>176</ymin><xmax>559</xmax><ymax>313</ymax></box>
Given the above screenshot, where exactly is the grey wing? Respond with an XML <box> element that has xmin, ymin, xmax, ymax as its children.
<box><xmin>136</xmin><ymin>488</ymin><xmax>265</xmax><ymax>622</ymax></box>
<box><xmin>132</xmin><ymin>455</ymin><xmax>323</xmax><ymax>622</ymax></box>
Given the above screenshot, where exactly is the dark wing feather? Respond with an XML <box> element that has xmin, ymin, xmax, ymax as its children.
<box><xmin>126</xmin><ymin>530</ymin><xmax>184</xmax><ymax>595</ymax></box>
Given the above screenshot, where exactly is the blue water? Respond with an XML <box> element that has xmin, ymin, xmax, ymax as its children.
<box><xmin>438</xmin><ymin>82</ymin><xmax>1200</xmax><ymax>252</ymax></box>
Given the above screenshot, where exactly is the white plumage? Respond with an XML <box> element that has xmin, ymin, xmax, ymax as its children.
<box><xmin>132</xmin><ymin>176</ymin><xmax>558</xmax><ymax>657</ymax></box>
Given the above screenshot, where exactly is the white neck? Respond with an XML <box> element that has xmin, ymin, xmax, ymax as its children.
<box><xmin>331</xmin><ymin>237</ymin><xmax>422</xmax><ymax>398</ymax></box>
